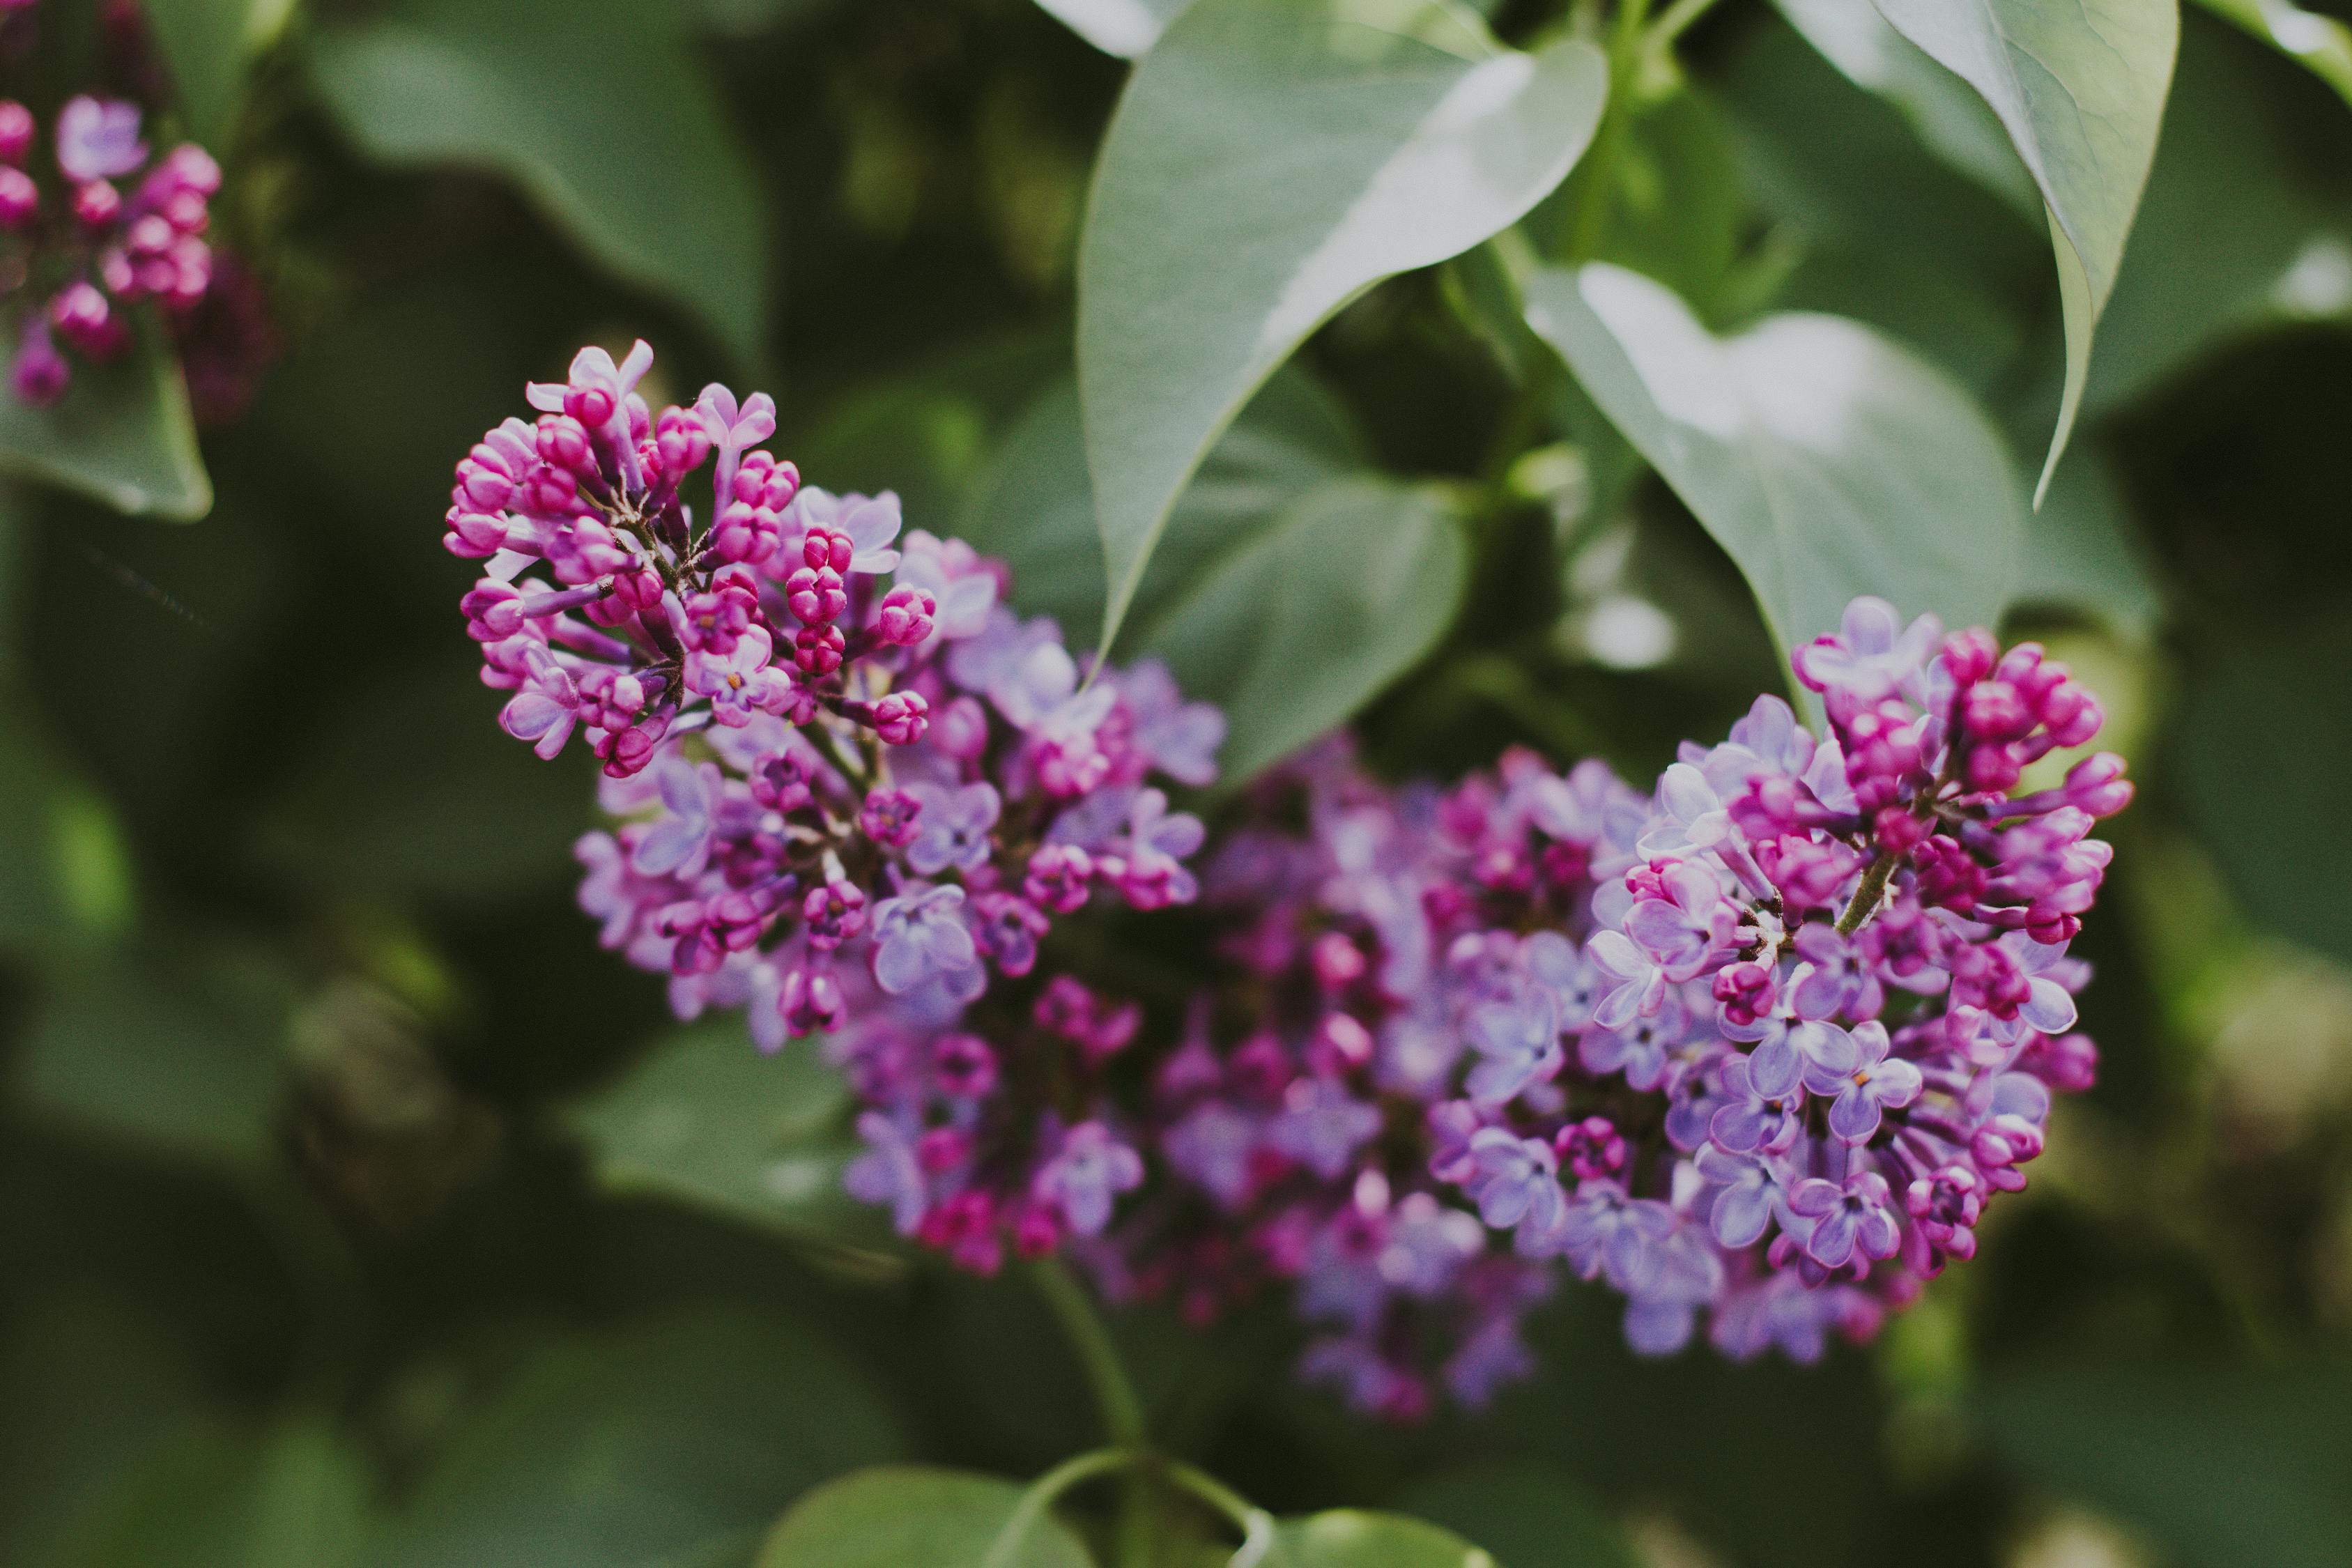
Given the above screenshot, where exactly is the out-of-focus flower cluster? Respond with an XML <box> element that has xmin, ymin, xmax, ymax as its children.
<box><xmin>1</xmin><ymin>92</ymin><xmax>220</xmax><ymax>402</ymax></box>
<box><xmin>451</xmin><ymin>341</ymin><xmax>1224</xmax><ymax>1075</ymax></box>
<box><xmin>446</xmin><ymin>374</ymin><xmax>2130</xmax><ymax>1413</ymax></box>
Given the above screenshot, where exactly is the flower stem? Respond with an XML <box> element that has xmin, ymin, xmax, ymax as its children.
<box><xmin>1836</xmin><ymin>849</ymin><xmax>1896</xmax><ymax>935</ymax></box>
<box><xmin>1031</xmin><ymin>1258</ymin><xmax>1148</xmax><ymax>1448</ymax></box>
<box><xmin>1565</xmin><ymin>0</ymin><xmax>1654</xmax><ymax>263</ymax></box>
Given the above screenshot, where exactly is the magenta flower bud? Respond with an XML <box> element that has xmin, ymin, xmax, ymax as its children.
<box><xmin>654</xmin><ymin>405</ymin><xmax>710</xmax><ymax>475</ymax></box>
<box><xmin>10</xmin><ymin>316</ymin><xmax>68</xmax><ymax>403</ymax></box>
<box><xmin>779</xmin><ymin>966</ymin><xmax>844</xmax><ymax>1037</ymax></box>
<box><xmin>709</xmin><ymin>501</ymin><xmax>777</xmax><ymax>564</ymax></box>
<box><xmin>1311</xmin><ymin>932</ymin><xmax>1367</xmax><ymax>990</ymax></box>
<box><xmin>785</xmin><ymin>564</ymin><xmax>847</xmax><ymax>625</ymax></box>
<box><xmin>49</xmin><ymin>282</ymin><xmax>125</xmax><ymax>357</ymax></box>
<box><xmin>803</xmin><ymin>524</ymin><xmax>852</xmax><ymax>572</ymax></box>
<box><xmin>793</xmin><ymin>624</ymin><xmax>844</xmax><ymax>675</ymax></box>
<box><xmin>1309</xmin><ymin>1010</ymin><xmax>1375</xmax><ymax>1074</ymax></box>
<box><xmin>0</xmin><ymin>165</ymin><xmax>34</xmax><ymax>229</ymax></box>
<box><xmin>1712</xmin><ymin>959</ymin><xmax>1777</xmax><ymax>1031</ymax></box>
<box><xmin>71</xmin><ymin>178</ymin><xmax>120</xmax><ymax>227</ymax></box>
<box><xmin>564</xmin><ymin>382</ymin><xmax>617</xmax><ymax>430</ymax></box>
<box><xmin>151</xmin><ymin>143</ymin><xmax>221</xmax><ymax>199</ymax></box>
<box><xmin>874</xmin><ymin>585</ymin><xmax>936</xmax><ymax>646</ymax></box>
<box><xmin>536</xmin><ymin>413</ymin><xmax>593</xmax><ymax>472</ymax></box>
<box><xmin>858</xmin><ymin>787</ymin><xmax>922</xmax><ymax>848</ymax></box>
<box><xmin>1871</xmin><ymin>805</ymin><xmax>1930</xmax><ymax>855</ymax></box>
<box><xmin>0</xmin><ymin>100</ymin><xmax>31</xmax><ymax>166</ymax></box>
<box><xmin>1024</xmin><ymin>844</ymin><xmax>1094</xmax><ymax>913</ymax></box>
<box><xmin>1964</xmin><ymin>743</ymin><xmax>2022</xmax><ymax>794</ymax></box>
<box><xmin>1012</xmin><ymin>1203</ymin><xmax>1062</xmax><ymax>1260</ymax></box>
<box><xmin>2059</xmin><ymin>752</ymin><xmax>2132</xmax><ymax>817</ymax></box>
<box><xmin>802</xmin><ymin>879</ymin><xmax>869</xmax><ymax>951</ymax></box>
<box><xmin>870</xmin><ymin>690</ymin><xmax>929</xmax><ymax>746</ymax></box>
<box><xmin>1941</xmin><ymin>627</ymin><xmax>1999</xmax><ymax>686</ymax></box>
<box><xmin>1961</xmin><ymin>679</ymin><xmax>2031</xmax><ymax>741</ymax></box>
<box><xmin>2047</xmin><ymin>690</ymin><xmax>2104</xmax><ymax>750</ymax></box>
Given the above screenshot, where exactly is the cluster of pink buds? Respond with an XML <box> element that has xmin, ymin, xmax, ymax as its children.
<box><xmin>2</xmin><ymin>93</ymin><xmax>220</xmax><ymax>402</ymax></box>
<box><xmin>453</xmin><ymin>340</ymin><xmax>1226</xmax><ymax>1059</ymax></box>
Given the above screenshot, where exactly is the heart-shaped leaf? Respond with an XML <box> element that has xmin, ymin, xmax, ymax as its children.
<box><xmin>1078</xmin><ymin>0</ymin><xmax>1604</xmax><ymax>654</ymax></box>
<box><xmin>1523</xmin><ymin>263</ymin><xmax>2020</xmax><ymax>658</ymax></box>
<box><xmin>1268</xmin><ymin>1509</ymin><xmax>1497</xmax><ymax>1567</ymax></box>
<box><xmin>0</xmin><ymin>337</ymin><xmax>210</xmax><ymax>521</ymax></box>
<box><xmin>1771</xmin><ymin>0</ymin><xmax>2038</xmax><ymax>216</ymax></box>
<box><xmin>1870</xmin><ymin>0</ymin><xmax>2178</xmax><ymax>505</ymax></box>
<box><xmin>1137</xmin><ymin>476</ymin><xmax>1468</xmax><ymax>783</ymax></box>
<box><xmin>564</xmin><ymin>1018</ymin><xmax>889</xmax><ymax>1253</ymax></box>
<box><xmin>311</xmin><ymin>0</ymin><xmax>770</xmax><ymax>367</ymax></box>
<box><xmin>139</xmin><ymin>0</ymin><xmax>287</xmax><ymax>144</ymax></box>
<box><xmin>754</xmin><ymin>1467</ymin><xmax>1093</xmax><ymax>1568</ymax></box>
<box><xmin>1033</xmin><ymin>0</ymin><xmax>1192</xmax><ymax>56</ymax></box>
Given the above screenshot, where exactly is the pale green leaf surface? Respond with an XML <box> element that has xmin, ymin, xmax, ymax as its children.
<box><xmin>1268</xmin><ymin>1509</ymin><xmax>1496</xmax><ymax>1567</ymax></box>
<box><xmin>1033</xmin><ymin>0</ymin><xmax>1193</xmax><ymax>56</ymax></box>
<box><xmin>1397</xmin><ymin>1464</ymin><xmax>1636</xmax><ymax>1568</ymax></box>
<box><xmin>564</xmin><ymin>1018</ymin><xmax>884</xmax><ymax>1249</ymax></box>
<box><xmin>1870</xmin><ymin>0</ymin><xmax>2178</xmax><ymax>504</ymax></box>
<box><xmin>311</xmin><ymin>0</ymin><xmax>769</xmax><ymax>366</ymax></box>
<box><xmin>0</xmin><ymin>337</ymin><xmax>210</xmax><ymax>520</ymax></box>
<box><xmin>1774</xmin><ymin>0</ymin><xmax>2039</xmax><ymax>216</ymax></box>
<box><xmin>754</xmin><ymin>1467</ymin><xmax>1093</xmax><ymax>1568</ymax></box>
<box><xmin>139</xmin><ymin>0</ymin><xmax>268</xmax><ymax>144</ymax></box>
<box><xmin>2194</xmin><ymin>0</ymin><xmax>2352</xmax><ymax>109</ymax></box>
<box><xmin>1523</xmin><ymin>263</ymin><xmax>2020</xmax><ymax>660</ymax></box>
<box><xmin>1079</xmin><ymin>0</ymin><xmax>1605</xmax><ymax>654</ymax></box>
<box><xmin>376</xmin><ymin>1309</ymin><xmax>902</xmax><ymax>1568</ymax></box>
<box><xmin>1137</xmin><ymin>477</ymin><xmax>1468</xmax><ymax>782</ymax></box>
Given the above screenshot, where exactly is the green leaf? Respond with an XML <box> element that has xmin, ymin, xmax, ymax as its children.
<box><xmin>1396</xmin><ymin>1464</ymin><xmax>1636</xmax><ymax>1568</ymax></box>
<box><xmin>1523</xmin><ymin>263</ymin><xmax>2020</xmax><ymax>660</ymax></box>
<box><xmin>1138</xmin><ymin>477</ymin><xmax>1469</xmax><ymax>782</ymax></box>
<box><xmin>2172</xmin><ymin>608</ymin><xmax>2352</xmax><ymax>964</ymax></box>
<box><xmin>0</xmin><ymin>335</ymin><xmax>210</xmax><ymax>521</ymax></box>
<box><xmin>1268</xmin><ymin>1510</ymin><xmax>1496</xmax><ymax>1567</ymax></box>
<box><xmin>13</xmin><ymin>946</ymin><xmax>293</xmax><ymax>1171</ymax></box>
<box><xmin>1033</xmin><ymin>0</ymin><xmax>1193</xmax><ymax>56</ymax></box>
<box><xmin>1978</xmin><ymin>1354</ymin><xmax>2352</xmax><ymax>1568</ymax></box>
<box><xmin>64</xmin><ymin>1420</ymin><xmax>375</xmax><ymax>1568</ymax></box>
<box><xmin>139</xmin><ymin>0</ymin><xmax>282</xmax><ymax>144</ymax></box>
<box><xmin>564</xmin><ymin>1017</ymin><xmax>888</xmax><ymax>1252</ymax></box>
<box><xmin>1870</xmin><ymin>0</ymin><xmax>2179</xmax><ymax>506</ymax></box>
<box><xmin>310</xmin><ymin>0</ymin><xmax>771</xmax><ymax>367</ymax></box>
<box><xmin>753</xmin><ymin>1466</ymin><xmax>1093</xmax><ymax>1568</ymax></box>
<box><xmin>1774</xmin><ymin>0</ymin><xmax>2038</xmax><ymax>217</ymax></box>
<box><xmin>2081</xmin><ymin>12</ymin><xmax>2352</xmax><ymax>414</ymax></box>
<box><xmin>0</xmin><ymin>688</ymin><xmax>137</xmax><ymax>954</ymax></box>
<box><xmin>377</xmin><ymin>1309</ymin><xmax>903</xmax><ymax>1568</ymax></box>
<box><xmin>1078</xmin><ymin>0</ymin><xmax>1606</xmax><ymax>654</ymax></box>
<box><xmin>959</xmin><ymin>366</ymin><xmax>1366</xmax><ymax>650</ymax></box>
<box><xmin>2194</xmin><ymin>0</ymin><xmax>2352</xmax><ymax>111</ymax></box>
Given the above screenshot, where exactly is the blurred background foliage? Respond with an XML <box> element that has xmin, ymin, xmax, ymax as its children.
<box><xmin>3</xmin><ymin>0</ymin><xmax>2351</xmax><ymax>1565</ymax></box>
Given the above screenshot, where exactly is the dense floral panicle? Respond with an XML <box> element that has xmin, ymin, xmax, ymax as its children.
<box><xmin>1</xmin><ymin>93</ymin><xmax>222</xmax><ymax>403</ymax></box>
<box><xmin>452</xmin><ymin>340</ymin><xmax>1224</xmax><ymax>1089</ymax></box>
<box><xmin>810</xmin><ymin>597</ymin><xmax>2125</xmax><ymax>1415</ymax></box>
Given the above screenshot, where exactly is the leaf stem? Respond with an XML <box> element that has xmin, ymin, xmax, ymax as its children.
<box><xmin>982</xmin><ymin>1448</ymin><xmax>1144</xmax><ymax>1568</ymax></box>
<box><xmin>1031</xmin><ymin>1258</ymin><xmax>1148</xmax><ymax>1449</ymax></box>
<box><xmin>1159</xmin><ymin>1459</ymin><xmax>1277</xmax><ymax>1566</ymax></box>
<box><xmin>1645</xmin><ymin>0</ymin><xmax>1728</xmax><ymax>57</ymax></box>
<box><xmin>1565</xmin><ymin>0</ymin><xmax>1654</xmax><ymax>263</ymax></box>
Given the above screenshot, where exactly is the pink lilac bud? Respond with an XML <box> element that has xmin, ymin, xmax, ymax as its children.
<box><xmin>0</xmin><ymin>100</ymin><xmax>31</xmax><ymax>166</ymax></box>
<box><xmin>794</xmin><ymin>624</ymin><xmax>845</xmax><ymax>675</ymax></box>
<box><xmin>10</xmin><ymin>315</ymin><xmax>67</xmax><ymax>403</ymax></box>
<box><xmin>875</xmin><ymin>585</ymin><xmax>937</xmax><ymax>645</ymax></box>
<box><xmin>869</xmin><ymin>690</ymin><xmax>928</xmax><ymax>746</ymax></box>
<box><xmin>803</xmin><ymin>881</ymin><xmax>869</xmax><ymax>951</ymax></box>
<box><xmin>780</xmin><ymin>967</ymin><xmax>845</xmax><ymax>1038</ymax></box>
<box><xmin>0</xmin><ymin>164</ymin><xmax>33</xmax><ymax>227</ymax></box>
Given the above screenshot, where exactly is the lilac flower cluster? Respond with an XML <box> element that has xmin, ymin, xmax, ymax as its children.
<box><xmin>1</xmin><ymin>93</ymin><xmax>220</xmax><ymax>402</ymax></box>
<box><xmin>453</xmin><ymin>341</ymin><xmax>1223</xmax><ymax>1063</ymax></box>
<box><xmin>804</xmin><ymin>601</ymin><xmax>2128</xmax><ymax>1415</ymax></box>
<box><xmin>452</xmin><ymin>373</ymin><xmax>2130</xmax><ymax>1410</ymax></box>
